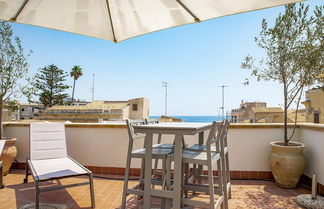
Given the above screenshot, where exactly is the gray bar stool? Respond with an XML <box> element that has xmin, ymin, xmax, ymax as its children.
<box><xmin>121</xmin><ymin>119</ymin><xmax>173</xmax><ymax>209</ymax></box>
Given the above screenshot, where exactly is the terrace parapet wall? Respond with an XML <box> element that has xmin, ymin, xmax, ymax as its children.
<box><xmin>3</xmin><ymin>122</ymin><xmax>324</xmax><ymax>194</ymax></box>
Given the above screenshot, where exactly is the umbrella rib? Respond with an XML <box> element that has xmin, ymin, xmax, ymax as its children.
<box><xmin>10</xmin><ymin>0</ymin><xmax>30</xmax><ymax>21</ymax></box>
<box><xmin>105</xmin><ymin>0</ymin><xmax>117</xmax><ymax>43</ymax></box>
<box><xmin>176</xmin><ymin>0</ymin><xmax>200</xmax><ymax>22</ymax></box>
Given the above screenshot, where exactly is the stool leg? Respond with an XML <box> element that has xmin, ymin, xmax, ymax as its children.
<box><xmin>225</xmin><ymin>152</ymin><xmax>231</xmax><ymax>199</ymax></box>
<box><xmin>121</xmin><ymin>153</ymin><xmax>132</xmax><ymax>209</ymax></box>
<box><xmin>165</xmin><ymin>156</ymin><xmax>172</xmax><ymax>209</ymax></box>
<box><xmin>216</xmin><ymin>157</ymin><xmax>225</xmax><ymax>209</ymax></box>
<box><xmin>184</xmin><ymin>163</ymin><xmax>189</xmax><ymax>198</ymax></box>
<box><xmin>207</xmin><ymin>159</ymin><xmax>215</xmax><ymax>209</ymax></box>
<box><xmin>161</xmin><ymin>157</ymin><xmax>167</xmax><ymax>209</ymax></box>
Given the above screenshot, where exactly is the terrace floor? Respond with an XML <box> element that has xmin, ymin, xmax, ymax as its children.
<box><xmin>0</xmin><ymin>170</ymin><xmax>308</xmax><ymax>209</ymax></box>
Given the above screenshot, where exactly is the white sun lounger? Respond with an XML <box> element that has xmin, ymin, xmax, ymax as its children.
<box><xmin>24</xmin><ymin>122</ymin><xmax>95</xmax><ymax>209</ymax></box>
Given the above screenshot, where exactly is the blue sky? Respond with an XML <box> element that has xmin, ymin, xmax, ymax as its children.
<box><xmin>10</xmin><ymin>0</ymin><xmax>323</xmax><ymax>116</ymax></box>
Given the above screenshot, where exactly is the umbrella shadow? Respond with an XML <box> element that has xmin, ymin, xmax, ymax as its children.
<box><xmin>6</xmin><ymin>172</ymin><xmax>91</xmax><ymax>209</ymax></box>
<box><xmin>230</xmin><ymin>180</ymin><xmax>309</xmax><ymax>209</ymax></box>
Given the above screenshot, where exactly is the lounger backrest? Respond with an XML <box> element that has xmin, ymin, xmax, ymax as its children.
<box><xmin>30</xmin><ymin>122</ymin><xmax>67</xmax><ymax>160</ymax></box>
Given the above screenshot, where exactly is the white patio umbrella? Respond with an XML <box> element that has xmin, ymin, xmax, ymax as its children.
<box><xmin>0</xmin><ymin>0</ymin><xmax>303</xmax><ymax>43</ymax></box>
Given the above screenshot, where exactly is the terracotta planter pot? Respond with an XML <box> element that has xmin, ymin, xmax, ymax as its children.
<box><xmin>0</xmin><ymin>138</ymin><xmax>17</xmax><ymax>176</ymax></box>
<box><xmin>270</xmin><ymin>141</ymin><xmax>305</xmax><ymax>188</ymax></box>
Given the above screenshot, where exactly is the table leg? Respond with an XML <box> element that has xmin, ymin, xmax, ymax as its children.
<box><xmin>173</xmin><ymin>134</ymin><xmax>183</xmax><ymax>209</ymax></box>
<box><xmin>144</xmin><ymin>133</ymin><xmax>153</xmax><ymax>209</ymax></box>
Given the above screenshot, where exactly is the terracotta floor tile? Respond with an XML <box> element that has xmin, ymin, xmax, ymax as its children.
<box><xmin>0</xmin><ymin>170</ymin><xmax>309</xmax><ymax>209</ymax></box>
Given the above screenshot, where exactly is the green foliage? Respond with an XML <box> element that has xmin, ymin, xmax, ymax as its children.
<box><xmin>34</xmin><ymin>64</ymin><xmax>70</xmax><ymax>107</ymax></box>
<box><xmin>70</xmin><ymin>65</ymin><xmax>83</xmax><ymax>80</ymax></box>
<box><xmin>6</xmin><ymin>101</ymin><xmax>19</xmax><ymax>113</ymax></box>
<box><xmin>70</xmin><ymin>65</ymin><xmax>83</xmax><ymax>102</ymax></box>
<box><xmin>241</xmin><ymin>3</ymin><xmax>324</xmax><ymax>144</ymax></box>
<box><xmin>0</xmin><ymin>20</ymin><xmax>33</xmax><ymax>102</ymax></box>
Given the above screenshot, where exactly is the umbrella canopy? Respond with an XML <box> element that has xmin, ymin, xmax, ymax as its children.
<box><xmin>0</xmin><ymin>0</ymin><xmax>303</xmax><ymax>43</ymax></box>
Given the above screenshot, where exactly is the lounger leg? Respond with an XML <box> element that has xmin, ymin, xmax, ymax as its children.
<box><xmin>24</xmin><ymin>162</ymin><xmax>29</xmax><ymax>183</ymax></box>
<box><xmin>0</xmin><ymin>161</ymin><xmax>3</xmax><ymax>189</ymax></box>
<box><xmin>89</xmin><ymin>173</ymin><xmax>95</xmax><ymax>208</ymax></box>
<box><xmin>35</xmin><ymin>181</ymin><xmax>40</xmax><ymax>209</ymax></box>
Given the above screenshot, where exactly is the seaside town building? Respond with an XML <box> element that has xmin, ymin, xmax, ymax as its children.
<box><xmin>39</xmin><ymin>97</ymin><xmax>149</xmax><ymax>122</ymax></box>
<box><xmin>249</xmin><ymin>107</ymin><xmax>284</xmax><ymax>123</ymax></box>
<box><xmin>230</xmin><ymin>101</ymin><xmax>266</xmax><ymax>123</ymax></box>
<box><xmin>302</xmin><ymin>87</ymin><xmax>324</xmax><ymax>123</ymax></box>
<box><xmin>231</xmin><ymin>101</ymin><xmax>306</xmax><ymax>123</ymax></box>
<box><xmin>18</xmin><ymin>103</ymin><xmax>44</xmax><ymax>120</ymax></box>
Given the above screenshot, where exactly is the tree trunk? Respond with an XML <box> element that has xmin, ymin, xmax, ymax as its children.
<box><xmin>0</xmin><ymin>100</ymin><xmax>3</xmax><ymax>139</ymax></box>
<box><xmin>284</xmin><ymin>86</ymin><xmax>288</xmax><ymax>146</ymax></box>
<box><xmin>71</xmin><ymin>79</ymin><xmax>76</xmax><ymax>104</ymax></box>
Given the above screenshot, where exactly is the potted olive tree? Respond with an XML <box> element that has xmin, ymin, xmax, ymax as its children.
<box><xmin>241</xmin><ymin>3</ymin><xmax>323</xmax><ymax>188</ymax></box>
<box><xmin>0</xmin><ymin>21</ymin><xmax>33</xmax><ymax>175</ymax></box>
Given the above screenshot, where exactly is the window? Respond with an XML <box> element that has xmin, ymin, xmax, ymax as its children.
<box><xmin>132</xmin><ymin>104</ymin><xmax>138</xmax><ymax>111</ymax></box>
<box><xmin>314</xmin><ymin>112</ymin><xmax>320</xmax><ymax>123</ymax></box>
<box><xmin>21</xmin><ymin>108</ymin><xmax>25</xmax><ymax>112</ymax></box>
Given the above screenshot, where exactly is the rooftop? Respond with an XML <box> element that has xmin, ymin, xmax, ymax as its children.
<box><xmin>48</xmin><ymin>101</ymin><xmax>129</xmax><ymax>111</ymax></box>
<box><xmin>1</xmin><ymin>170</ymin><xmax>308</xmax><ymax>209</ymax></box>
<box><xmin>251</xmin><ymin>107</ymin><xmax>283</xmax><ymax>113</ymax></box>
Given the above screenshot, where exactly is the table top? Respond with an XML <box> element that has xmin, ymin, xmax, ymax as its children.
<box><xmin>134</xmin><ymin>122</ymin><xmax>212</xmax><ymax>135</ymax></box>
<box><xmin>0</xmin><ymin>140</ymin><xmax>4</xmax><ymax>155</ymax></box>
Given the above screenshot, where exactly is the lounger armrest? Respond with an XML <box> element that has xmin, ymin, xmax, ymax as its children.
<box><xmin>67</xmin><ymin>156</ymin><xmax>92</xmax><ymax>174</ymax></box>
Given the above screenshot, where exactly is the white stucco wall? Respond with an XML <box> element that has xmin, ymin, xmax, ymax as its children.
<box><xmin>3</xmin><ymin>122</ymin><xmax>323</xmax><ymax>184</ymax></box>
<box><xmin>300</xmin><ymin>124</ymin><xmax>324</xmax><ymax>184</ymax></box>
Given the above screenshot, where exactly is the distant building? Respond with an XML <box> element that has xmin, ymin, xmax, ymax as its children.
<box><xmin>230</xmin><ymin>101</ymin><xmax>266</xmax><ymax>123</ymax></box>
<box><xmin>248</xmin><ymin>107</ymin><xmax>306</xmax><ymax>123</ymax></box>
<box><xmin>63</xmin><ymin>97</ymin><xmax>90</xmax><ymax>106</ymax></box>
<box><xmin>249</xmin><ymin>107</ymin><xmax>284</xmax><ymax>123</ymax></box>
<box><xmin>158</xmin><ymin>115</ymin><xmax>182</xmax><ymax>122</ymax></box>
<box><xmin>19</xmin><ymin>103</ymin><xmax>44</xmax><ymax>120</ymax></box>
<box><xmin>302</xmin><ymin>87</ymin><xmax>324</xmax><ymax>123</ymax></box>
<box><xmin>39</xmin><ymin>97</ymin><xmax>149</xmax><ymax>122</ymax></box>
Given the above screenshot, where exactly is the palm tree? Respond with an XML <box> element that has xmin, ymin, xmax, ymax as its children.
<box><xmin>70</xmin><ymin>65</ymin><xmax>83</xmax><ymax>104</ymax></box>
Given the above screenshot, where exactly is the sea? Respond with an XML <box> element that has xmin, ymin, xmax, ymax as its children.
<box><xmin>150</xmin><ymin>116</ymin><xmax>223</xmax><ymax>123</ymax></box>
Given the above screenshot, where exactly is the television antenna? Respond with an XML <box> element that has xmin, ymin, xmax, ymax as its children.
<box><xmin>218</xmin><ymin>85</ymin><xmax>228</xmax><ymax>120</ymax></box>
<box><xmin>162</xmin><ymin>82</ymin><xmax>168</xmax><ymax>116</ymax></box>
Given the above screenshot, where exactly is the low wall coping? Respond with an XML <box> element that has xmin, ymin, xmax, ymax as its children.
<box><xmin>3</xmin><ymin>121</ymin><xmax>324</xmax><ymax>131</ymax></box>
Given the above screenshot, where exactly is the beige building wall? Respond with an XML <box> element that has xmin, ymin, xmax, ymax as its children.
<box><xmin>249</xmin><ymin>107</ymin><xmax>283</xmax><ymax>123</ymax></box>
<box><xmin>231</xmin><ymin>102</ymin><xmax>266</xmax><ymax>123</ymax></box>
<box><xmin>302</xmin><ymin>88</ymin><xmax>324</xmax><ymax>123</ymax></box>
<box><xmin>128</xmin><ymin>97</ymin><xmax>149</xmax><ymax>120</ymax></box>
